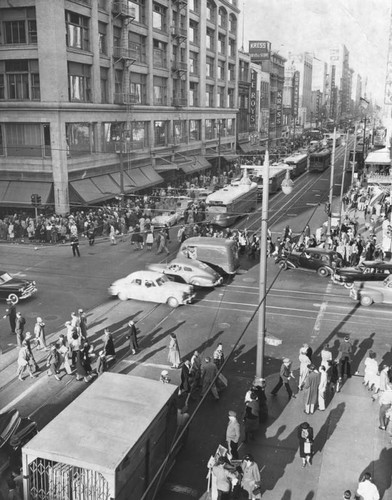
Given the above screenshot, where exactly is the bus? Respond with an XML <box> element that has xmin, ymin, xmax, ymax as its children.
<box><xmin>283</xmin><ymin>152</ymin><xmax>308</xmax><ymax>177</ymax></box>
<box><xmin>308</xmin><ymin>150</ymin><xmax>331</xmax><ymax>172</ymax></box>
<box><xmin>205</xmin><ymin>177</ymin><xmax>258</xmax><ymax>227</ymax></box>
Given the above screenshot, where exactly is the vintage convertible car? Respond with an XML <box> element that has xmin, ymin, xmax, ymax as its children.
<box><xmin>350</xmin><ymin>275</ymin><xmax>392</xmax><ymax>306</ymax></box>
<box><xmin>275</xmin><ymin>248</ymin><xmax>342</xmax><ymax>277</ymax></box>
<box><xmin>108</xmin><ymin>270</ymin><xmax>195</xmax><ymax>308</ymax></box>
<box><xmin>147</xmin><ymin>258</ymin><xmax>223</xmax><ymax>287</ymax></box>
<box><xmin>332</xmin><ymin>261</ymin><xmax>392</xmax><ymax>288</ymax></box>
<box><xmin>0</xmin><ymin>270</ymin><xmax>37</xmax><ymax>302</ymax></box>
<box><xmin>151</xmin><ymin>211</ymin><xmax>182</xmax><ymax>228</ymax></box>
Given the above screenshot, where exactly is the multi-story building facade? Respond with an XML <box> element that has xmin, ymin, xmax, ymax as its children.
<box><xmin>286</xmin><ymin>52</ymin><xmax>312</xmax><ymax>128</ymax></box>
<box><xmin>328</xmin><ymin>44</ymin><xmax>350</xmax><ymax>122</ymax></box>
<box><xmin>0</xmin><ymin>0</ymin><xmax>240</xmax><ymax>214</ymax></box>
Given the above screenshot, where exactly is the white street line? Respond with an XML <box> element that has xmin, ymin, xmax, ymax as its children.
<box><xmin>311</xmin><ymin>282</ymin><xmax>333</xmax><ymax>339</ymax></box>
<box><xmin>116</xmin><ymin>360</ymin><xmax>171</xmax><ymax>369</ymax></box>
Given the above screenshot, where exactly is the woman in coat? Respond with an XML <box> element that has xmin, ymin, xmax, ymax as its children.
<box><xmin>168</xmin><ymin>333</ymin><xmax>181</xmax><ymax>368</ymax></box>
<box><xmin>243</xmin><ymin>393</ymin><xmax>259</xmax><ymax>442</ymax></box>
<box><xmin>46</xmin><ymin>344</ymin><xmax>61</xmax><ymax>381</ymax></box>
<box><xmin>34</xmin><ymin>317</ymin><xmax>48</xmax><ymax>350</ymax></box>
<box><xmin>240</xmin><ymin>454</ymin><xmax>262</xmax><ymax>499</ymax></box>
<box><xmin>103</xmin><ymin>329</ymin><xmax>116</xmax><ymax>358</ymax></box>
<box><xmin>298</xmin><ymin>422</ymin><xmax>314</xmax><ymax>467</ymax></box>
<box><xmin>75</xmin><ymin>348</ymin><xmax>90</xmax><ymax>383</ymax></box>
<box><xmin>304</xmin><ymin>364</ymin><xmax>320</xmax><ymax>414</ymax></box>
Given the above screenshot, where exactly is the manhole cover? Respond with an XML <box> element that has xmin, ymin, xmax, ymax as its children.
<box><xmin>218</xmin><ymin>323</ymin><xmax>230</xmax><ymax>329</ymax></box>
<box><xmin>242</xmin><ymin>277</ymin><xmax>256</xmax><ymax>283</ymax></box>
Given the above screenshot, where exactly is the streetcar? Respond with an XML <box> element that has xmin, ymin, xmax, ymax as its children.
<box><xmin>245</xmin><ymin>163</ymin><xmax>288</xmax><ymax>197</ymax></box>
<box><xmin>308</xmin><ymin>150</ymin><xmax>331</xmax><ymax>172</ymax></box>
<box><xmin>283</xmin><ymin>152</ymin><xmax>308</xmax><ymax>178</ymax></box>
<box><xmin>205</xmin><ymin>177</ymin><xmax>258</xmax><ymax>227</ymax></box>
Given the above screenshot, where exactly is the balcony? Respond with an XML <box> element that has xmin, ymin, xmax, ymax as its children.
<box><xmin>112</xmin><ymin>0</ymin><xmax>136</xmax><ymax>19</ymax></box>
<box><xmin>113</xmin><ymin>46</ymin><xmax>136</xmax><ymax>63</ymax></box>
<box><xmin>172</xmin><ymin>60</ymin><xmax>188</xmax><ymax>73</ymax></box>
<box><xmin>172</xmin><ymin>97</ymin><xmax>187</xmax><ymax>107</ymax></box>
<box><xmin>171</xmin><ymin>26</ymin><xmax>188</xmax><ymax>41</ymax></box>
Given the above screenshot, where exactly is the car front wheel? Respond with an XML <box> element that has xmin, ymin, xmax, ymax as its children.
<box><xmin>279</xmin><ymin>261</ymin><xmax>288</xmax><ymax>270</ymax></box>
<box><xmin>7</xmin><ymin>293</ymin><xmax>19</xmax><ymax>304</ymax></box>
<box><xmin>317</xmin><ymin>267</ymin><xmax>329</xmax><ymax>277</ymax></box>
<box><xmin>360</xmin><ymin>295</ymin><xmax>373</xmax><ymax>307</ymax></box>
<box><xmin>344</xmin><ymin>282</ymin><xmax>354</xmax><ymax>289</ymax></box>
<box><xmin>167</xmin><ymin>297</ymin><xmax>179</xmax><ymax>308</ymax></box>
<box><xmin>118</xmin><ymin>291</ymin><xmax>128</xmax><ymax>301</ymax></box>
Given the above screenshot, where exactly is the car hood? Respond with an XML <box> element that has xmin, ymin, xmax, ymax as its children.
<box><xmin>146</xmin><ymin>263</ymin><xmax>167</xmax><ymax>273</ymax></box>
<box><xmin>0</xmin><ymin>277</ymin><xmax>33</xmax><ymax>290</ymax></box>
<box><xmin>335</xmin><ymin>267</ymin><xmax>363</xmax><ymax>276</ymax></box>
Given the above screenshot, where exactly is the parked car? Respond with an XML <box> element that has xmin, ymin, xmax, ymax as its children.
<box><xmin>152</xmin><ymin>211</ymin><xmax>182</xmax><ymax>228</ymax></box>
<box><xmin>275</xmin><ymin>248</ymin><xmax>342</xmax><ymax>277</ymax></box>
<box><xmin>0</xmin><ymin>271</ymin><xmax>37</xmax><ymax>302</ymax></box>
<box><xmin>350</xmin><ymin>276</ymin><xmax>392</xmax><ymax>306</ymax></box>
<box><xmin>108</xmin><ymin>270</ymin><xmax>195</xmax><ymax>308</ymax></box>
<box><xmin>332</xmin><ymin>261</ymin><xmax>392</xmax><ymax>288</ymax></box>
<box><xmin>147</xmin><ymin>258</ymin><xmax>223</xmax><ymax>287</ymax></box>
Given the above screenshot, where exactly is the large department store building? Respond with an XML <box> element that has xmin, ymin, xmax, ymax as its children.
<box><xmin>0</xmin><ymin>0</ymin><xmax>240</xmax><ymax>214</ymax></box>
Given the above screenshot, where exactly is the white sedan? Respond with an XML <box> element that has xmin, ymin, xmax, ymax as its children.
<box><xmin>152</xmin><ymin>211</ymin><xmax>182</xmax><ymax>227</ymax></box>
<box><xmin>108</xmin><ymin>270</ymin><xmax>195</xmax><ymax>308</ymax></box>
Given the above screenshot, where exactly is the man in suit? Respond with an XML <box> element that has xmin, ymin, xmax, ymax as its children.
<box><xmin>126</xmin><ymin>320</ymin><xmax>139</xmax><ymax>354</ymax></box>
<box><xmin>15</xmin><ymin>311</ymin><xmax>26</xmax><ymax>347</ymax></box>
<box><xmin>271</xmin><ymin>358</ymin><xmax>296</xmax><ymax>400</ymax></box>
<box><xmin>3</xmin><ymin>299</ymin><xmax>16</xmax><ymax>335</ymax></box>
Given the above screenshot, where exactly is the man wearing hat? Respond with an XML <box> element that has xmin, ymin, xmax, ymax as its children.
<box><xmin>126</xmin><ymin>320</ymin><xmax>139</xmax><ymax>354</ymax></box>
<box><xmin>226</xmin><ymin>410</ymin><xmax>240</xmax><ymax>460</ymax></box>
<box><xmin>3</xmin><ymin>299</ymin><xmax>17</xmax><ymax>335</ymax></box>
<box><xmin>337</xmin><ymin>335</ymin><xmax>353</xmax><ymax>380</ymax></box>
<box><xmin>271</xmin><ymin>358</ymin><xmax>296</xmax><ymax>399</ymax></box>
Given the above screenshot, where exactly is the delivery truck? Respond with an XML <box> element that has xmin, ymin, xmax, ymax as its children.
<box><xmin>22</xmin><ymin>373</ymin><xmax>179</xmax><ymax>500</ymax></box>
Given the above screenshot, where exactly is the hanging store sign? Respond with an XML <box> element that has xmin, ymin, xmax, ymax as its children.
<box><xmin>249</xmin><ymin>40</ymin><xmax>271</xmax><ymax>62</ymax></box>
<box><xmin>293</xmin><ymin>71</ymin><xmax>300</xmax><ymax>117</ymax></box>
<box><xmin>249</xmin><ymin>69</ymin><xmax>257</xmax><ymax>131</ymax></box>
<box><xmin>276</xmin><ymin>90</ymin><xmax>283</xmax><ymax>127</ymax></box>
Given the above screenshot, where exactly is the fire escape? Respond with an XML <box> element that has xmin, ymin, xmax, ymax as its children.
<box><xmin>171</xmin><ymin>0</ymin><xmax>188</xmax><ymax>107</ymax></box>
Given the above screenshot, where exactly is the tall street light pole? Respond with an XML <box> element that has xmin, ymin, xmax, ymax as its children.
<box><xmin>351</xmin><ymin>124</ymin><xmax>358</xmax><ymax>187</ymax></box>
<box><xmin>339</xmin><ymin>131</ymin><xmax>349</xmax><ymax>224</ymax></box>
<box><xmin>256</xmin><ymin>151</ymin><xmax>270</xmax><ymax>379</ymax></box>
<box><xmin>327</xmin><ymin>127</ymin><xmax>337</xmax><ymax>240</ymax></box>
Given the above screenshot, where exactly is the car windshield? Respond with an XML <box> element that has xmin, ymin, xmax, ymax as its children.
<box><xmin>0</xmin><ymin>272</ymin><xmax>12</xmax><ymax>284</ymax></box>
<box><xmin>156</xmin><ymin>276</ymin><xmax>169</xmax><ymax>286</ymax></box>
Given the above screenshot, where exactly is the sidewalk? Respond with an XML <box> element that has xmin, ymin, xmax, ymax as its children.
<box><xmin>243</xmin><ymin>375</ymin><xmax>392</xmax><ymax>499</ymax></box>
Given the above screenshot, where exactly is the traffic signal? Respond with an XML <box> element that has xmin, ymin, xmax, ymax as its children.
<box><xmin>31</xmin><ymin>194</ymin><xmax>37</xmax><ymax>205</ymax></box>
<box><xmin>36</xmin><ymin>195</ymin><xmax>41</xmax><ymax>205</ymax></box>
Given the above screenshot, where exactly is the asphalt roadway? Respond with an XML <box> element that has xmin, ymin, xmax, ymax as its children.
<box><xmin>1</xmin><ymin>146</ymin><xmax>392</xmax><ymax>499</ymax></box>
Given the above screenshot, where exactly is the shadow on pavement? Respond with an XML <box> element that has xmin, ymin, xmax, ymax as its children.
<box><xmin>313</xmin><ymin>402</ymin><xmax>345</xmax><ymax>455</ymax></box>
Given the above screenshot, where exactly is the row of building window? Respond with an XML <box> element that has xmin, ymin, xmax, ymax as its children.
<box><xmin>0</xmin><ymin>119</ymin><xmax>235</xmax><ymax>158</ymax></box>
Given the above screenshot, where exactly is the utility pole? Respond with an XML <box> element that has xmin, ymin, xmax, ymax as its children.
<box><xmin>327</xmin><ymin>127</ymin><xmax>337</xmax><ymax>241</ymax></box>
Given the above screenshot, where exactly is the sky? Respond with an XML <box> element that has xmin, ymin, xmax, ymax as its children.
<box><xmin>240</xmin><ymin>0</ymin><xmax>391</xmax><ymax>106</ymax></box>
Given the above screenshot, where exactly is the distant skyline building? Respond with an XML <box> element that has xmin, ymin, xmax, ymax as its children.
<box><xmin>286</xmin><ymin>52</ymin><xmax>313</xmax><ymax>127</ymax></box>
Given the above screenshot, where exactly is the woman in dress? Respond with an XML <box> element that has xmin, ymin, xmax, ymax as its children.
<box><xmin>318</xmin><ymin>365</ymin><xmax>328</xmax><ymax>411</ymax></box>
<box><xmin>240</xmin><ymin>454</ymin><xmax>262</xmax><ymax>500</ymax></box>
<box><xmin>168</xmin><ymin>333</ymin><xmax>181</xmax><ymax>368</ymax></box>
<box><xmin>298</xmin><ymin>421</ymin><xmax>314</xmax><ymax>467</ymax></box>
<box><xmin>34</xmin><ymin>317</ymin><xmax>48</xmax><ymax>350</ymax></box>
<box><xmin>298</xmin><ymin>347</ymin><xmax>311</xmax><ymax>390</ymax></box>
<box><xmin>363</xmin><ymin>351</ymin><xmax>379</xmax><ymax>392</ymax></box>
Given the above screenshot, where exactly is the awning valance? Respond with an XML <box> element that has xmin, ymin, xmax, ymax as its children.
<box><xmin>0</xmin><ymin>181</ymin><xmax>52</xmax><ymax>206</ymax></box>
<box><xmin>365</xmin><ymin>147</ymin><xmax>391</xmax><ymax>165</ymax></box>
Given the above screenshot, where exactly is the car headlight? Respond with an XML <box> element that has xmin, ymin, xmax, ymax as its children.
<box><xmin>19</xmin><ymin>287</ymin><xmax>25</xmax><ymax>292</ymax></box>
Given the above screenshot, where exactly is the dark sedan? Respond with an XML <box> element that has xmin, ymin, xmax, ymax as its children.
<box><xmin>275</xmin><ymin>248</ymin><xmax>342</xmax><ymax>277</ymax></box>
<box><xmin>332</xmin><ymin>260</ymin><xmax>392</xmax><ymax>288</ymax></box>
<box><xmin>0</xmin><ymin>271</ymin><xmax>37</xmax><ymax>302</ymax></box>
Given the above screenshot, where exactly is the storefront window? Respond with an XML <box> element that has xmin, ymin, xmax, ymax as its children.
<box><xmin>66</xmin><ymin>123</ymin><xmax>94</xmax><ymax>157</ymax></box>
<box><xmin>154</xmin><ymin>121</ymin><xmax>168</xmax><ymax>146</ymax></box>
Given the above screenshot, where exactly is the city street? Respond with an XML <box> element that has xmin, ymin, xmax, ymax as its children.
<box><xmin>3</xmin><ymin>142</ymin><xmax>391</xmax><ymax>499</ymax></box>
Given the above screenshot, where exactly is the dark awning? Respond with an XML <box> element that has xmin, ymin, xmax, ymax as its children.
<box><xmin>180</xmin><ymin>156</ymin><xmax>212</xmax><ymax>174</ymax></box>
<box><xmin>0</xmin><ymin>181</ymin><xmax>52</xmax><ymax>206</ymax></box>
<box><xmin>141</xmin><ymin>166</ymin><xmax>164</xmax><ymax>185</ymax></box>
<box><xmin>70</xmin><ymin>178</ymin><xmax>107</xmax><ymax>204</ymax></box>
<box><xmin>238</xmin><ymin>142</ymin><xmax>253</xmax><ymax>153</ymax></box>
